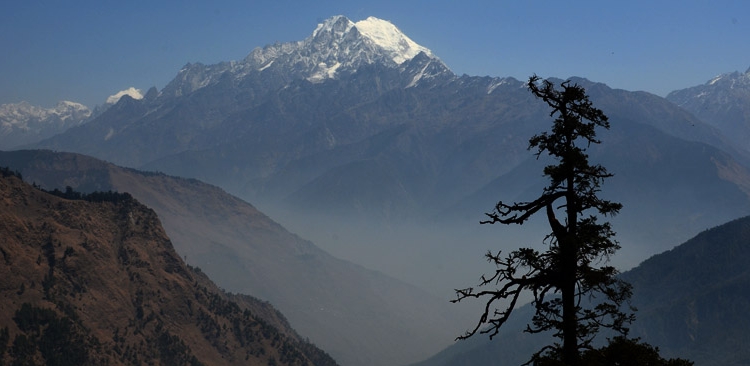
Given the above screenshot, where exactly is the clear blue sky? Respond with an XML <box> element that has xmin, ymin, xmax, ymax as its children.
<box><xmin>2</xmin><ymin>0</ymin><xmax>749</xmax><ymax>108</ymax></box>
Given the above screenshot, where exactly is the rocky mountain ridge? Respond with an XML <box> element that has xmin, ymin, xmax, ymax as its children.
<box><xmin>0</xmin><ymin>170</ymin><xmax>336</xmax><ymax>366</ymax></box>
<box><xmin>0</xmin><ymin>150</ymin><xmax>471</xmax><ymax>366</ymax></box>
<box><xmin>160</xmin><ymin>15</ymin><xmax>452</xmax><ymax>100</ymax></box>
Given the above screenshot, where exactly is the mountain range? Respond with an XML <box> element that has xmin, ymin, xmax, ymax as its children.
<box><xmin>0</xmin><ymin>101</ymin><xmax>91</xmax><ymax>149</ymax></box>
<box><xmin>3</xmin><ymin>14</ymin><xmax>750</xmax><ymax>366</ymax></box>
<box><xmin>23</xmin><ymin>16</ymin><xmax>750</xmax><ymax>276</ymax></box>
<box><xmin>0</xmin><ymin>170</ymin><xmax>336</xmax><ymax>366</ymax></box>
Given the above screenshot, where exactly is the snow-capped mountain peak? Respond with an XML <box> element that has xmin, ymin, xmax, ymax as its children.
<box><xmin>243</xmin><ymin>15</ymin><xmax>448</xmax><ymax>82</ymax></box>
<box><xmin>353</xmin><ymin>16</ymin><xmax>433</xmax><ymax>65</ymax></box>
<box><xmin>0</xmin><ymin>100</ymin><xmax>92</xmax><ymax>149</ymax></box>
<box><xmin>106</xmin><ymin>87</ymin><xmax>144</xmax><ymax>104</ymax></box>
<box><xmin>1</xmin><ymin>101</ymin><xmax>91</xmax><ymax>126</ymax></box>
<box><xmin>162</xmin><ymin>16</ymin><xmax>453</xmax><ymax>98</ymax></box>
<box><xmin>52</xmin><ymin>101</ymin><xmax>91</xmax><ymax>120</ymax></box>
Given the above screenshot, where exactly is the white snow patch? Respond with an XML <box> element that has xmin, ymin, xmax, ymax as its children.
<box><xmin>308</xmin><ymin>62</ymin><xmax>343</xmax><ymax>82</ymax></box>
<box><xmin>709</xmin><ymin>75</ymin><xmax>723</xmax><ymax>85</ymax></box>
<box><xmin>59</xmin><ymin>100</ymin><xmax>87</xmax><ymax>109</ymax></box>
<box><xmin>258</xmin><ymin>60</ymin><xmax>274</xmax><ymax>71</ymax></box>
<box><xmin>325</xmin><ymin>62</ymin><xmax>341</xmax><ymax>78</ymax></box>
<box><xmin>407</xmin><ymin>61</ymin><xmax>432</xmax><ymax>88</ymax></box>
<box><xmin>354</xmin><ymin>17</ymin><xmax>433</xmax><ymax>64</ymax></box>
<box><xmin>487</xmin><ymin>79</ymin><xmax>510</xmax><ymax>94</ymax></box>
<box><xmin>106</xmin><ymin>87</ymin><xmax>144</xmax><ymax>104</ymax></box>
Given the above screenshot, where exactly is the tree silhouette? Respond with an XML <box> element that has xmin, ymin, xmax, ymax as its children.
<box><xmin>453</xmin><ymin>75</ymin><xmax>634</xmax><ymax>365</ymax></box>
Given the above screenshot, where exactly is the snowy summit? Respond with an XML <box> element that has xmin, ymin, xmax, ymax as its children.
<box><xmin>163</xmin><ymin>15</ymin><xmax>452</xmax><ymax>98</ymax></box>
<box><xmin>325</xmin><ymin>16</ymin><xmax>434</xmax><ymax>65</ymax></box>
<box><xmin>243</xmin><ymin>15</ymin><xmax>446</xmax><ymax>82</ymax></box>
<box><xmin>106</xmin><ymin>87</ymin><xmax>144</xmax><ymax>104</ymax></box>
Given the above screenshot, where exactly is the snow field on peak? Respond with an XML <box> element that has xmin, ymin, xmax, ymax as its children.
<box><xmin>58</xmin><ymin>100</ymin><xmax>87</xmax><ymax>109</ymax></box>
<box><xmin>303</xmin><ymin>15</ymin><xmax>435</xmax><ymax>68</ymax></box>
<box><xmin>353</xmin><ymin>17</ymin><xmax>433</xmax><ymax>65</ymax></box>
<box><xmin>106</xmin><ymin>87</ymin><xmax>144</xmax><ymax>104</ymax></box>
<box><xmin>709</xmin><ymin>75</ymin><xmax>724</xmax><ymax>85</ymax></box>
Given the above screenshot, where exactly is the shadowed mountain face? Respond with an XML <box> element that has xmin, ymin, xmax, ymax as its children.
<box><xmin>0</xmin><ymin>150</ymin><xmax>473</xmax><ymax>366</ymax></box>
<box><xmin>0</xmin><ymin>171</ymin><xmax>336</xmax><ymax>366</ymax></box>
<box><xmin>412</xmin><ymin>215</ymin><xmax>750</xmax><ymax>366</ymax></box>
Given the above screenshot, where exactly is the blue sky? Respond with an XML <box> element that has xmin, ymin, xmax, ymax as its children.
<box><xmin>1</xmin><ymin>0</ymin><xmax>749</xmax><ymax>108</ymax></box>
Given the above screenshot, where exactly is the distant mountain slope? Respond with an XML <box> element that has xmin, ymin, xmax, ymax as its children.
<box><xmin>0</xmin><ymin>149</ymin><xmax>471</xmax><ymax>366</ymax></box>
<box><xmin>623</xmin><ymin>216</ymin><xmax>750</xmax><ymax>365</ymax></box>
<box><xmin>666</xmin><ymin>67</ymin><xmax>750</xmax><ymax>153</ymax></box>
<box><xmin>0</xmin><ymin>170</ymin><xmax>336</xmax><ymax>366</ymax></box>
<box><xmin>413</xmin><ymin>215</ymin><xmax>750</xmax><ymax>366</ymax></box>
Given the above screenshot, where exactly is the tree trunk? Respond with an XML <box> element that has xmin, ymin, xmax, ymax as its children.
<box><xmin>562</xmin><ymin>138</ymin><xmax>579</xmax><ymax>365</ymax></box>
<box><xmin>561</xmin><ymin>240</ymin><xmax>578</xmax><ymax>365</ymax></box>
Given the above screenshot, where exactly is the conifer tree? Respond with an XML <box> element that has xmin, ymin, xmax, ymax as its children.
<box><xmin>453</xmin><ymin>75</ymin><xmax>634</xmax><ymax>365</ymax></box>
